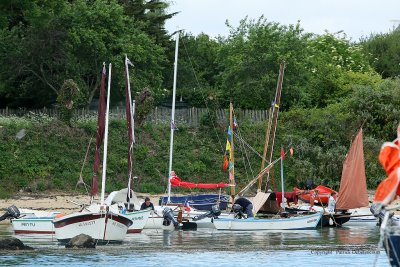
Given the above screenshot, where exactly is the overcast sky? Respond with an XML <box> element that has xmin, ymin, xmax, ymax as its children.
<box><xmin>165</xmin><ymin>0</ymin><xmax>400</xmax><ymax>41</ymax></box>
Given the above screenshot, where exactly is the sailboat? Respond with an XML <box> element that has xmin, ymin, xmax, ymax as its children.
<box><xmin>103</xmin><ymin>55</ymin><xmax>152</xmax><ymax>234</ymax></box>
<box><xmin>53</xmin><ymin>63</ymin><xmax>133</xmax><ymax>243</ymax></box>
<box><xmin>212</xmin><ymin>99</ymin><xmax>322</xmax><ymax>231</ymax></box>
<box><xmin>295</xmin><ymin>128</ymin><xmax>373</xmax><ymax>226</ymax></box>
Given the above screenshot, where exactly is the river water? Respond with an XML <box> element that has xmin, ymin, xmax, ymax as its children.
<box><xmin>0</xmin><ymin>224</ymin><xmax>391</xmax><ymax>266</ymax></box>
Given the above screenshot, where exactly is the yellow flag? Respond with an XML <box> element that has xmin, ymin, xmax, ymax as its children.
<box><xmin>226</xmin><ymin>139</ymin><xmax>231</xmax><ymax>152</ymax></box>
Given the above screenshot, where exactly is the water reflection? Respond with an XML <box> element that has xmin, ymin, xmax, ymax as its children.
<box><xmin>0</xmin><ymin>224</ymin><xmax>390</xmax><ymax>267</ymax></box>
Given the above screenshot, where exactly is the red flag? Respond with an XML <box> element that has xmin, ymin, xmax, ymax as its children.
<box><xmin>223</xmin><ymin>155</ymin><xmax>229</xmax><ymax>171</ymax></box>
<box><xmin>281</xmin><ymin>147</ymin><xmax>285</xmax><ymax>160</ymax></box>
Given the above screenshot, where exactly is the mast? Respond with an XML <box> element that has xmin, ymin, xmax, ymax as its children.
<box><xmin>91</xmin><ymin>63</ymin><xmax>107</xmax><ymax>198</ymax></box>
<box><xmin>100</xmin><ymin>63</ymin><xmax>112</xmax><ymax>206</ymax></box>
<box><xmin>264</xmin><ymin>62</ymin><xmax>285</xmax><ymax>192</ymax></box>
<box><xmin>280</xmin><ymin>148</ymin><xmax>285</xmax><ymax>210</ymax></box>
<box><xmin>258</xmin><ymin>107</ymin><xmax>273</xmax><ymax>191</ymax></box>
<box><xmin>125</xmin><ymin>55</ymin><xmax>134</xmax><ymax>204</ymax></box>
<box><xmin>167</xmin><ymin>32</ymin><xmax>180</xmax><ymax>203</ymax></box>
<box><xmin>229</xmin><ymin>102</ymin><xmax>235</xmax><ymax>204</ymax></box>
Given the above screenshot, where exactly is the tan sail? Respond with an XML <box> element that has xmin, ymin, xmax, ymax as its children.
<box><xmin>336</xmin><ymin>128</ymin><xmax>369</xmax><ymax>210</ymax></box>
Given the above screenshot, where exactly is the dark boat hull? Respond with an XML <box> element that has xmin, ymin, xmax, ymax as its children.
<box><xmin>384</xmin><ymin>227</ymin><xmax>400</xmax><ymax>267</ymax></box>
<box><xmin>159</xmin><ymin>194</ymin><xmax>229</xmax><ymax>211</ymax></box>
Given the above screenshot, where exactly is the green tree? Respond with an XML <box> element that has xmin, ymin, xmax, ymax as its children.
<box><xmin>0</xmin><ymin>0</ymin><xmax>167</xmax><ymax>108</ymax></box>
<box><xmin>215</xmin><ymin>17</ymin><xmax>314</xmax><ymax>109</ymax></box>
<box><xmin>361</xmin><ymin>28</ymin><xmax>400</xmax><ymax>78</ymax></box>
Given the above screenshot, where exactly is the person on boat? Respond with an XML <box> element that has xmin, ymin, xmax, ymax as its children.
<box><xmin>234</xmin><ymin>197</ymin><xmax>254</xmax><ymax>218</ymax></box>
<box><xmin>140</xmin><ymin>197</ymin><xmax>155</xmax><ymax>210</ymax></box>
<box><xmin>327</xmin><ymin>192</ymin><xmax>337</xmax><ymax>213</ymax></box>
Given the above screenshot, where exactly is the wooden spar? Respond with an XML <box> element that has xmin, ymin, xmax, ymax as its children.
<box><xmin>237</xmin><ymin>157</ymin><xmax>281</xmax><ymax>196</ymax></box>
<box><xmin>229</xmin><ymin>102</ymin><xmax>235</xmax><ymax>204</ymax></box>
<box><xmin>258</xmin><ymin>107</ymin><xmax>273</xmax><ymax>191</ymax></box>
<box><xmin>264</xmin><ymin>62</ymin><xmax>285</xmax><ymax>192</ymax></box>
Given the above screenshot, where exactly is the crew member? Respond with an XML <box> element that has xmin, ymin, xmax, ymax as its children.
<box><xmin>234</xmin><ymin>197</ymin><xmax>254</xmax><ymax>218</ymax></box>
<box><xmin>327</xmin><ymin>192</ymin><xmax>337</xmax><ymax>213</ymax></box>
<box><xmin>140</xmin><ymin>197</ymin><xmax>155</xmax><ymax>210</ymax></box>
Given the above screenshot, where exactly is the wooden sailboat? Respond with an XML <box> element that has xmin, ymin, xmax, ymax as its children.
<box><xmin>213</xmin><ymin>97</ymin><xmax>322</xmax><ymax>230</ymax></box>
<box><xmin>53</xmin><ymin>64</ymin><xmax>133</xmax><ymax>243</ymax></box>
<box><xmin>104</xmin><ymin>55</ymin><xmax>152</xmax><ymax>233</ymax></box>
<box><xmin>295</xmin><ymin>128</ymin><xmax>373</xmax><ymax>226</ymax></box>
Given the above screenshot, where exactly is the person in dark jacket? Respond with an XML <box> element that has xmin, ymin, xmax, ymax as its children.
<box><xmin>234</xmin><ymin>197</ymin><xmax>254</xmax><ymax>218</ymax></box>
<box><xmin>140</xmin><ymin>197</ymin><xmax>155</xmax><ymax>210</ymax></box>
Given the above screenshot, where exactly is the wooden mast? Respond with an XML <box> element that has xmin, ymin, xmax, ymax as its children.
<box><xmin>264</xmin><ymin>62</ymin><xmax>285</xmax><ymax>192</ymax></box>
<box><xmin>258</xmin><ymin>107</ymin><xmax>273</xmax><ymax>191</ymax></box>
<box><xmin>229</xmin><ymin>102</ymin><xmax>235</xmax><ymax>204</ymax></box>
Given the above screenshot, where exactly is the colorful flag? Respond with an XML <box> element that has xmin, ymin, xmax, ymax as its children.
<box><xmin>233</xmin><ymin>117</ymin><xmax>238</xmax><ymax>129</ymax></box>
<box><xmin>223</xmin><ymin>155</ymin><xmax>229</xmax><ymax>171</ymax></box>
<box><xmin>227</xmin><ymin>126</ymin><xmax>232</xmax><ymax>139</ymax></box>
<box><xmin>281</xmin><ymin>147</ymin><xmax>285</xmax><ymax>160</ymax></box>
<box><xmin>225</xmin><ymin>139</ymin><xmax>231</xmax><ymax>152</ymax></box>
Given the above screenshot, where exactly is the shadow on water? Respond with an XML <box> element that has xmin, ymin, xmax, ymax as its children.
<box><xmin>0</xmin><ymin>224</ymin><xmax>391</xmax><ymax>266</ymax></box>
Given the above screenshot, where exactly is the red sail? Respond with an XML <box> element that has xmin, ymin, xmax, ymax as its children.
<box><xmin>170</xmin><ymin>174</ymin><xmax>229</xmax><ymax>189</ymax></box>
<box><xmin>91</xmin><ymin>65</ymin><xmax>107</xmax><ymax>196</ymax></box>
<box><xmin>336</xmin><ymin>128</ymin><xmax>369</xmax><ymax>210</ymax></box>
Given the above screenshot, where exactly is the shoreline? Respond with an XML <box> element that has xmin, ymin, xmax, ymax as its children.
<box><xmin>1</xmin><ymin>190</ymin><xmax>399</xmax><ymax>225</ymax></box>
<box><xmin>0</xmin><ymin>192</ymin><xmax>162</xmax><ymax>224</ymax></box>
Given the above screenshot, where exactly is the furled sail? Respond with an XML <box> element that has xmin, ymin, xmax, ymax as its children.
<box><xmin>170</xmin><ymin>173</ymin><xmax>229</xmax><ymax>189</ymax></box>
<box><xmin>91</xmin><ymin>64</ymin><xmax>107</xmax><ymax>197</ymax></box>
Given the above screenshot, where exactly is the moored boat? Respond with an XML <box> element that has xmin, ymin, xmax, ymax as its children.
<box><xmin>212</xmin><ymin>212</ymin><xmax>322</xmax><ymax>231</ymax></box>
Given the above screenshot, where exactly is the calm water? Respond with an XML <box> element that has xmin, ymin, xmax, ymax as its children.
<box><xmin>0</xmin><ymin>224</ymin><xmax>390</xmax><ymax>266</ymax></box>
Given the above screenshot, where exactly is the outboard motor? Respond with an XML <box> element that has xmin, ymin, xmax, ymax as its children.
<box><xmin>232</xmin><ymin>204</ymin><xmax>246</xmax><ymax>219</ymax></box>
<box><xmin>0</xmin><ymin>205</ymin><xmax>20</xmax><ymax>222</ymax></box>
<box><xmin>370</xmin><ymin>203</ymin><xmax>393</xmax><ymax>225</ymax></box>
<box><xmin>192</xmin><ymin>204</ymin><xmax>221</xmax><ymax>221</ymax></box>
<box><xmin>162</xmin><ymin>207</ymin><xmax>179</xmax><ymax>228</ymax></box>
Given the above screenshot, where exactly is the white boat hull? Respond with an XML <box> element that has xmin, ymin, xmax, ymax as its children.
<box><xmin>53</xmin><ymin>211</ymin><xmax>132</xmax><ymax>243</ymax></box>
<box><xmin>12</xmin><ymin>217</ymin><xmax>55</xmax><ymax>234</ymax></box>
<box><xmin>11</xmin><ymin>210</ymin><xmax>62</xmax><ymax>234</ymax></box>
<box><xmin>124</xmin><ymin>209</ymin><xmax>151</xmax><ymax>233</ymax></box>
<box><xmin>213</xmin><ymin>213</ymin><xmax>322</xmax><ymax>230</ymax></box>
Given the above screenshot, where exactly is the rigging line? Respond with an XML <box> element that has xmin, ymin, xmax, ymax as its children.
<box><xmin>231</xmin><ymin>108</ymin><xmax>256</xmax><ymax>184</ymax></box>
<box><xmin>234</xmin><ymin>123</ymin><xmax>255</xmax><ymax>181</ymax></box>
<box><xmin>181</xmin><ymin>38</ymin><xmax>224</xmax><ymax>153</ymax></box>
<box><xmin>234</xmin><ymin>133</ymin><xmax>264</xmax><ymax>160</ymax></box>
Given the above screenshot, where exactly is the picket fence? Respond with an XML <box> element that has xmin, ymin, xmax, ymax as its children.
<box><xmin>0</xmin><ymin>106</ymin><xmax>269</xmax><ymax>125</ymax></box>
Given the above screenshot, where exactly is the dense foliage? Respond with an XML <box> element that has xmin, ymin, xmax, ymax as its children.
<box><xmin>1</xmin><ymin>1</ymin><xmax>400</xmax><ymax>197</ymax></box>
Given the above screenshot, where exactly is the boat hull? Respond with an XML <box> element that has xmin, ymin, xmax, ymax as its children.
<box><xmin>213</xmin><ymin>213</ymin><xmax>322</xmax><ymax>230</ymax></box>
<box><xmin>12</xmin><ymin>217</ymin><xmax>55</xmax><ymax>234</ymax></box>
<box><xmin>124</xmin><ymin>209</ymin><xmax>151</xmax><ymax>233</ymax></box>
<box><xmin>383</xmin><ymin>227</ymin><xmax>400</xmax><ymax>267</ymax></box>
<box><xmin>159</xmin><ymin>194</ymin><xmax>229</xmax><ymax>211</ymax></box>
<box><xmin>53</xmin><ymin>211</ymin><xmax>132</xmax><ymax>243</ymax></box>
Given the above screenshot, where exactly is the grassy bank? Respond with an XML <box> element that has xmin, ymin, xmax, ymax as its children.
<box><xmin>0</xmin><ymin>115</ymin><xmax>386</xmax><ymax>199</ymax></box>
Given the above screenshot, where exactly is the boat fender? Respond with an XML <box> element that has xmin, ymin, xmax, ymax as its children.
<box><xmin>329</xmin><ymin>217</ymin><xmax>334</xmax><ymax>226</ymax></box>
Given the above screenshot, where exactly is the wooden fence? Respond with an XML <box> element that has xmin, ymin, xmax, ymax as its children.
<box><xmin>0</xmin><ymin>106</ymin><xmax>269</xmax><ymax>125</ymax></box>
